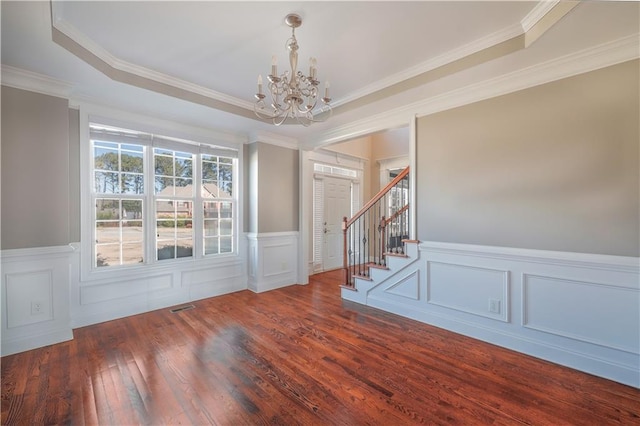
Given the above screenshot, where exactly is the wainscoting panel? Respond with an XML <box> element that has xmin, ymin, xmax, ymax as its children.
<box><xmin>427</xmin><ymin>261</ymin><xmax>509</xmax><ymax>322</ymax></box>
<box><xmin>70</xmin><ymin>244</ymin><xmax>246</xmax><ymax>329</ymax></box>
<box><xmin>80</xmin><ymin>274</ymin><xmax>173</xmax><ymax>305</ymax></box>
<box><xmin>6</xmin><ymin>270</ymin><xmax>54</xmax><ymax>328</ymax></box>
<box><xmin>1</xmin><ymin>246</ymin><xmax>74</xmax><ymax>356</ymax></box>
<box><xmin>523</xmin><ymin>273</ymin><xmax>639</xmax><ymax>354</ymax></box>
<box><xmin>246</xmin><ymin>232</ymin><xmax>299</xmax><ymax>293</ymax></box>
<box><xmin>347</xmin><ymin>241</ymin><xmax>640</xmax><ymax>387</ymax></box>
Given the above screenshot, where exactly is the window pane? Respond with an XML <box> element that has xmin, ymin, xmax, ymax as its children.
<box><xmin>96</xmin><ymin>199</ymin><xmax>120</xmax><ymax>220</ymax></box>
<box><xmin>96</xmin><ymin>222</ymin><xmax>119</xmax><ymax>244</ymax></box>
<box><xmin>202</xmin><ymin>181</ymin><xmax>218</xmax><ymax>198</ymax></box>
<box><xmin>122</xmin><ymin>200</ymin><xmax>143</xmax><ymax>220</ymax></box>
<box><xmin>202</xmin><ymin>160</ymin><xmax>217</xmax><ymax>180</ymax></box>
<box><xmin>219</xmin><ymin>163</ymin><xmax>232</xmax><ymax>181</ymax></box>
<box><xmin>157</xmin><ymin>220</ymin><xmax>175</xmax><ymax>239</ymax></box>
<box><xmin>122</xmin><ymin>221</ymin><xmax>143</xmax><ymax>243</ymax></box>
<box><xmin>176</xmin><ymin>224</ymin><xmax>192</xmax><ymax>240</ymax></box>
<box><xmin>175</xmin><ymin>157</ymin><xmax>192</xmax><ymax>178</ymax></box>
<box><xmin>205</xmin><ymin>237</ymin><xmax>219</xmax><ymax>255</ymax></box>
<box><xmin>122</xmin><ymin>243</ymin><xmax>144</xmax><ymax>265</ymax></box>
<box><xmin>95</xmin><ymin>171</ymin><xmax>120</xmax><ymax>193</ymax></box>
<box><xmin>204</xmin><ymin>219</ymin><xmax>218</xmax><ymax>237</ymax></box>
<box><xmin>94</xmin><ymin>148</ymin><xmax>119</xmax><ymax>171</ymax></box>
<box><xmin>121</xmin><ymin>151</ymin><xmax>143</xmax><ymax>173</ymax></box>
<box><xmin>155</xmin><ymin>177</ymin><xmax>174</xmax><ymax>195</ymax></box>
<box><xmin>220</xmin><ymin>202</ymin><xmax>232</xmax><ymax>219</ymax></box>
<box><xmin>96</xmin><ymin>244</ymin><xmax>119</xmax><ymax>267</ymax></box>
<box><xmin>219</xmin><ymin>181</ymin><xmax>232</xmax><ymax>198</ymax></box>
<box><xmin>176</xmin><ymin>240</ymin><xmax>193</xmax><ymax>258</ymax></box>
<box><xmin>122</xmin><ymin>173</ymin><xmax>144</xmax><ymax>194</ymax></box>
<box><xmin>220</xmin><ymin>219</ymin><xmax>232</xmax><ymax>236</ymax></box>
<box><xmin>157</xmin><ymin>242</ymin><xmax>175</xmax><ymax>260</ymax></box>
<box><xmin>204</xmin><ymin>201</ymin><xmax>219</xmax><ymax>218</ymax></box>
<box><xmin>220</xmin><ymin>236</ymin><xmax>233</xmax><ymax>253</ymax></box>
<box><xmin>155</xmin><ymin>155</ymin><xmax>173</xmax><ymax>176</ymax></box>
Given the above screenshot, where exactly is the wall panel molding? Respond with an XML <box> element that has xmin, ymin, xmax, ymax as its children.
<box><xmin>1</xmin><ymin>246</ymin><xmax>74</xmax><ymax>356</ymax></box>
<box><xmin>246</xmin><ymin>232</ymin><xmax>300</xmax><ymax>293</ymax></box>
<box><xmin>522</xmin><ymin>273</ymin><xmax>639</xmax><ymax>354</ymax></box>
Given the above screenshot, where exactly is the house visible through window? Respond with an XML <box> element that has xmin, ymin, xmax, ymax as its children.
<box><xmin>90</xmin><ymin>123</ymin><xmax>237</xmax><ymax>269</ymax></box>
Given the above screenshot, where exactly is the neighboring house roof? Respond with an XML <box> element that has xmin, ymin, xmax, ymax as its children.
<box><xmin>156</xmin><ymin>183</ymin><xmax>231</xmax><ymax>199</ymax></box>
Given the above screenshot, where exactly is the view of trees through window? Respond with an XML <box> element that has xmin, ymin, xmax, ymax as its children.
<box><xmin>90</xmin><ymin>124</ymin><xmax>236</xmax><ymax>269</ymax></box>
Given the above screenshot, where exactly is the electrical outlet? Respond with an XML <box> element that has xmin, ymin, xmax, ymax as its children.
<box><xmin>31</xmin><ymin>301</ymin><xmax>44</xmax><ymax>315</ymax></box>
<box><xmin>489</xmin><ymin>299</ymin><xmax>500</xmax><ymax>314</ymax></box>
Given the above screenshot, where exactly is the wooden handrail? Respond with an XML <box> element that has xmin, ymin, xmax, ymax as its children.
<box><xmin>346</xmin><ymin>166</ymin><xmax>409</xmax><ymax>228</ymax></box>
<box><xmin>384</xmin><ymin>204</ymin><xmax>409</xmax><ymax>225</ymax></box>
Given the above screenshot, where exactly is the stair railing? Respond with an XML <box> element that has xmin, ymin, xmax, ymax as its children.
<box><xmin>342</xmin><ymin>166</ymin><xmax>410</xmax><ymax>288</ymax></box>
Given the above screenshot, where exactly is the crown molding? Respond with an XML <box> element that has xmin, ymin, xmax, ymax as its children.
<box><xmin>306</xmin><ymin>34</ymin><xmax>639</xmax><ymax>149</ymax></box>
<box><xmin>520</xmin><ymin>0</ymin><xmax>560</xmax><ymax>33</ymax></box>
<box><xmin>51</xmin><ymin>16</ymin><xmax>256</xmax><ymax>113</ymax></box>
<box><xmin>249</xmin><ymin>131</ymin><xmax>299</xmax><ymax>150</ymax></box>
<box><xmin>1</xmin><ymin>65</ymin><xmax>73</xmax><ymax>99</ymax></box>
<box><xmin>334</xmin><ymin>0</ymin><xmax>565</xmax><ymax>109</ymax></box>
<box><xmin>334</xmin><ymin>22</ymin><xmax>524</xmax><ymax>109</ymax></box>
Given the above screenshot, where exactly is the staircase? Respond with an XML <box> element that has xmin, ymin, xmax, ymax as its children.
<box><xmin>341</xmin><ymin>166</ymin><xmax>418</xmax><ymax>300</ymax></box>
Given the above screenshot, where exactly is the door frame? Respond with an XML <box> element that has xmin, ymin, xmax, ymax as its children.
<box><xmin>309</xmin><ymin>152</ymin><xmax>364</xmax><ymax>274</ymax></box>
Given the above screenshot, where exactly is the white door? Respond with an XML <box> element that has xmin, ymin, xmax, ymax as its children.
<box><xmin>323</xmin><ymin>176</ymin><xmax>352</xmax><ymax>271</ymax></box>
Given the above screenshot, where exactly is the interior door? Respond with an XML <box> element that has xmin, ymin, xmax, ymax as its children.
<box><xmin>323</xmin><ymin>176</ymin><xmax>352</xmax><ymax>271</ymax></box>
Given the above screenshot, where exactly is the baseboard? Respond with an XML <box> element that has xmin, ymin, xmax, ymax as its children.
<box><xmin>1</xmin><ymin>328</ymin><xmax>74</xmax><ymax>357</ymax></box>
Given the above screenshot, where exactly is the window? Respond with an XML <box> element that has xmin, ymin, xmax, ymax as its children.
<box><xmin>89</xmin><ymin>123</ymin><xmax>238</xmax><ymax>270</ymax></box>
<box><xmin>202</xmin><ymin>155</ymin><xmax>234</xmax><ymax>255</ymax></box>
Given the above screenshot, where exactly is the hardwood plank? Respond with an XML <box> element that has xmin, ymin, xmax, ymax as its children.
<box><xmin>2</xmin><ymin>271</ymin><xmax>639</xmax><ymax>425</ymax></box>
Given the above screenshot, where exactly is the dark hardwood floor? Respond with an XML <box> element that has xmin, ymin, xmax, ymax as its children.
<box><xmin>2</xmin><ymin>269</ymin><xmax>639</xmax><ymax>425</ymax></box>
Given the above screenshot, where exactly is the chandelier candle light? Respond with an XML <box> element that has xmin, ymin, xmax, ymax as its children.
<box><xmin>254</xmin><ymin>13</ymin><xmax>332</xmax><ymax>126</ymax></box>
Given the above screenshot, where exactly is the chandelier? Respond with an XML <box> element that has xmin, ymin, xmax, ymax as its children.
<box><xmin>254</xmin><ymin>14</ymin><xmax>332</xmax><ymax>126</ymax></box>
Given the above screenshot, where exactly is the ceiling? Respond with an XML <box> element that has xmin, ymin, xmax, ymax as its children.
<box><xmin>1</xmin><ymin>1</ymin><xmax>639</xmax><ymax>146</ymax></box>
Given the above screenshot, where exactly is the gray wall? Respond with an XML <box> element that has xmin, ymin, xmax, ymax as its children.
<box><xmin>416</xmin><ymin>60</ymin><xmax>639</xmax><ymax>257</ymax></box>
<box><xmin>1</xmin><ymin>86</ymin><xmax>71</xmax><ymax>249</ymax></box>
<box><xmin>246</xmin><ymin>142</ymin><xmax>299</xmax><ymax>234</ymax></box>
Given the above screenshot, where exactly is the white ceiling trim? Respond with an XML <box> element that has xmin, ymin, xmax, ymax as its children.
<box><xmin>305</xmin><ymin>34</ymin><xmax>640</xmax><ymax>149</ymax></box>
<box><xmin>520</xmin><ymin>0</ymin><xmax>560</xmax><ymax>33</ymax></box>
<box><xmin>51</xmin><ymin>15</ymin><xmax>255</xmax><ymax>112</ymax></box>
<box><xmin>1</xmin><ymin>65</ymin><xmax>73</xmax><ymax>99</ymax></box>
<box><xmin>333</xmin><ymin>21</ymin><xmax>525</xmax><ymax>109</ymax></box>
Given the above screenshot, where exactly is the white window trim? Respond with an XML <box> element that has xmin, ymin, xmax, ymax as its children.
<box><xmin>78</xmin><ymin>104</ymin><xmax>244</xmax><ymax>283</ymax></box>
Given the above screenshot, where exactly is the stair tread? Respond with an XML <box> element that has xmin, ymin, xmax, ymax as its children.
<box><xmin>353</xmin><ymin>273</ymin><xmax>372</xmax><ymax>281</ymax></box>
<box><xmin>367</xmin><ymin>263</ymin><xmax>389</xmax><ymax>270</ymax></box>
<box><xmin>385</xmin><ymin>252</ymin><xmax>409</xmax><ymax>258</ymax></box>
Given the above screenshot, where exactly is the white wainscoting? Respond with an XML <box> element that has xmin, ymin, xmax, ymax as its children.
<box><xmin>1</xmin><ymin>245</ymin><xmax>74</xmax><ymax>356</ymax></box>
<box><xmin>354</xmin><ymin>241</ymin><xmax>640</xmax><ymax>388</ymax></box>
<box><xmin>69</xmin><ymin>243</ymin><xmax>246</xmax><ymax>328</ymax></box>
<box><xmin>246</xmin><ymin>232</ymin><xmax>299</xmax><ymax>293</ymax></box>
